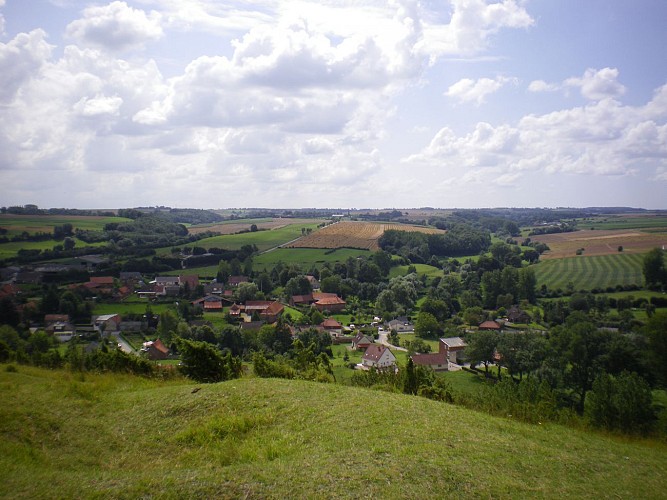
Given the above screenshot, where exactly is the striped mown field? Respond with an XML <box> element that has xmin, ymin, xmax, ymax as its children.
<box><xmin>533</xmin><ymin>253</ymin><xmax>644</xmax><ymax>291</ymax></box>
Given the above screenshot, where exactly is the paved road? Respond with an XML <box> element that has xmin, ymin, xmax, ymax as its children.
<box><xmin>111</xmin><ymin>331</ymin><xmax>136</xmax><ymax>355</ymax></box>
<box><xmin>377</xmin><ymin>330</ymin><xmax>407</xmax><ymax>352</ymax></box>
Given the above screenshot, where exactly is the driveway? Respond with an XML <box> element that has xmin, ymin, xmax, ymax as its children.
<box><xmin>111</xmin><ymin>331</ymin><xmax>136</xmax><ymax>354</ymax></box>
<box><xmin>377</xmin><ymin>330</ymin><xmax>407</xmax><ymax>352</ymax></box>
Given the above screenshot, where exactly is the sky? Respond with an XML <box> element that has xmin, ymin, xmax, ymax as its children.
<box><xmin>1</xmin><ymin>0</ymin><xmax>666</xmax><ymax>210</ymax></box>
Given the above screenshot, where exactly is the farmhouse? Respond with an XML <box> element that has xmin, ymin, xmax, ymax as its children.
<box><xmin>242</xmin><ymin>301</ymin><xmax>285</xmax><ymax>322</ymax></box>
<box><xmin>93</xmin><ymin>314</ymin><xmax>121</xmax><ymax>333</ymax></box>
<box><xmin>228</xmin><ymin>275</ymin><xmax>249</xmax><ymax>287</ymax></box>
<box><xmin>319</xmin><ymin>318</ymin><xmax>343</xmax><ymax>337</ymax></box>
<box><xmin>507</xmin><ymin>305</ymin><xmax>531</xmax><ymax>324</ymax></box>
<box><xmin>312</xmin><ymin>292</ymin><xmax>346</xmax><ymax>313</ymax></box>
<box><xmin>361</xmin><ymin>344</ymin><xmax>397</xmax><ymax>370</ymax></box>
<box><xmin>412</xmin><ymin>337</ymin><xmax>468</xmax><ymax>370</ymax></box>
<box><xmin>387</xmin><ymin>317</ymin><xmax>414</xmax><ymax>333</ymax></box>
<box><xmin>479</xmin><ymin>320</ymin><xmax>502</xmax><ymax>331</ymax></box>
<box><xmin>142</xmin><ymin>338</ymin><xmax>169</xmax><ymax>360</ymax></box>
<box><xmin>352</xmin><ymin>332</ymin><xmax>373</xmax><ymax>350</ymax></box>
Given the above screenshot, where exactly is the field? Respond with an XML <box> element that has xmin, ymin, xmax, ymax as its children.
<box><xmin>288</xmin><ymin>221</ymin><xmax>444</xmax><ymax>251</ymax></box>
<box><xmin>389</xmin><ymin>263</ymin><xmax>444</xmax><ymax>280</ymax></box>
<box><xmin>0</xmin><ymin>238</ymin><xmax>107</xmax><ymax>260</ymax></box>
<box><xmin>0</xmin><ymin>214</ymin><xmax>129</xmax><ymax>236</ymax></box>
<box><xmin>2</xmin><ymin>365</ymin><xmax>667</xmax><ymax>498</ymax></box>
<box><xmin>531</xmin><ymin>229</ymin><xmax>667</xmax><ymax>260</ymax></box>
<box><xmin>533</xmin><ymin>253</ymin><xmax>645</xmax><ymax>291</ymax></box>
<box><xmin>576</xmin><ymin>213</ymin><xmax>667</xmax><ymax>231</ymax></box>
<box><xmin>160</xmin><ymin>222</ymin><xmax>321</xmax><ymax>254</ymax></box>
<box><xmin>187</xmin><ymin>218</ymin><xmax>321</xmax><ymax>236</ymax></box>
<box><xmin>253</xmin><ymin>247</ymin><xmax>371</xmax><ymax>270</ymax></box>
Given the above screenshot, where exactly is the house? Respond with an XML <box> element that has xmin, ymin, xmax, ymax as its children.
<box><xmin>93</xmin><ymin>314</ymin><xmax>121</xmax><ymax>333</ymax></box>
<box><xmin>312</xmin><ymin>292</ymin><xmax>346</xmax><ymax>313</ymax></box>
<box><xmin>387</xmin><ymin>317</ymin><xmax>414</xmax><ymax>334</ymax></box>
<box><xmin>320</xmin><ymin>318</ymin><xmax>343</xmax><ymax>337</ymax></box>
<box><xmin>306</xmin><ymin>275</ymin><xmax>321</xmax><ymax>290</ymax></box>
<box><xmin>179</xmin><ymin>274</ymin><xmax>199</xmax><ymax>290</ymax></box>
<box><xmin>352</xmin><ymin>331</ymin><xmax>373</xmax><ymax>350</ymax></box>
<box><xmin>507</xmin><ymin>305</ymin><xmax>531</xmax><ymax>324</ymax></box>
<box><xmin>89</xmin><ymin>276</ymin><xmax>114</xmax><ymax>286</ymax></box>
<box><xmin>76</xmin><ymin>255</ymin><xmax>109</xmax><ymax>271</ymax></box>
<box><xmin>228</xmin><ymin>275</ymin><xmax>249</xmax><ymax>287</ymax></box>
<box><xmin>119</xmin><ymin>271</ymin><xmax>143</xmax><ymax>283</ymax></box>
<box><xmin>45</xmin><ymin>314</ymin><xmax>70</xmax><ymax>324</ymax></box>
<box><xmin>362</xmin><ymin>344</ymin><xmax>396</xmax><ymax>370</ymax></box>
<box><xmin>442</xmin><ymin>337</ymin><xmax>467</xmax><ymax>364</ymax></box>
<box><xmin>154</xmin><ymin>276</ymin><xmax>180</xmax><ymax>287</ymax></box>
<box><xmin>290</xmin><ymin>293</ymin><xmax>314</xmax><ymax>307</ymax></box>
<box><xmin>412</xmin><ymin>337</ymin><xmax>468</xmax><ymax>370</ymax></box>
<box><xmin>479</xmin><ymin>320</ymin><xmax>502</xmax><ymax>331</ymax></box>
<box><xmin>142</xmin><ymin>338</ymin><xmax>169</xmax><ymax>360</ymax></box>
<box><xmin>244</xmin><ymin>300</ymin><xmax>284</xmax><ymax>322</ymax></box>
<box><xmin>204</xmin><ymin>282</ymin><xmax>225</xmax><ymax>295</ymax></box>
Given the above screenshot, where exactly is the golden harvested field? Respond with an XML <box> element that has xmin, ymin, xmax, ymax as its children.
<box><xmin>532</xmin><ymin>229</ymin><xmax>667</xmax><ymax>259</ymax></box>
<box><xmin>288</xmin><ymin>221</ymin><xmax>444</xmax><ymax>251</ymax></box>
<box><xmin>187</xmin><ymin>218</ymin><xmax>320</xmax><ymax>235</ymax></box>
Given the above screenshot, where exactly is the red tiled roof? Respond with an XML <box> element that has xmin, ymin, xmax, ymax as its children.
<box><xmin>412</xmin><ymin>352</ymin><xmax>447</xmax><ymax>366</ymax></box>
<box><xmin>203</xmin><ymin>301</ymin><xmax>223</xmax><ymax>310</ymax></box>
<box><xmin>479</xmin><ymin>320</ymin><xmax>501</xmax><ymax>330</ymax></box>
<box><xmin>90</xmin><ymin>276</ymin><xmax>114</xmax><ymax>285</ymax></box>
<box><xmin>151</xmin><ymin>338</ymin><xmax>169</xmax><ymax>354</ymax></box>
<box><xmin>321</xmin><ymin>318</ymin><xmax>342</xmax><ymax>328</ymax></box>
<box><xmin>45</xmin><ymin>314</ymin><xmax>69</xmax><ymax>323</ymax></box>
<box><xmin>363</xmin><ymin>344</ymin><xmax>388</xmax><ymax>362</ymax></box>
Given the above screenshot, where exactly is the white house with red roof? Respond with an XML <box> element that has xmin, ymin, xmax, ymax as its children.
<box><xmin>361</xmin><ymin>344</ymin><xmax>396</xmax><ymax>370</ymax></box>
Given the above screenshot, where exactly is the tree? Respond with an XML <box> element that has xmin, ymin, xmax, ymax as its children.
<box><xmin>235</xmin><ymin>282</ymin><xmax>259</xmax><ymax>302</ymax></box>
<box><xmin>517</xmin><ymin>268</ymin><xmax>537</xmax><ymax>304</ymax></box>
<box><xmin>585</xmin><ymin>372</ymin><xmax>655</xmax><ymax>434</ymax></box>
<box><xmin>645</xmin><ymin>311</ymin><xmax>667</xmax><ymax>386</ymax></box>
<box><xmin>465</xmin><ymin>330</ymin><xmax>499</xmax><ymax>376</ymax></box>
<box><xmin>157</xmin><ymin>310</ymin><xmax>179</xmax><ymax>345</ymax></box>
<box><xmin>642</xmin><ymin>248</ymin><xmax>666</xmax><ymax>288</ymax></box>
<box><xmin>178</xmin><ymin>338</ymin><xmax>242</xmax><ymax>383</ymax></box>
<box><xmin>414</xmin><ymin>312</ymin><xmax>440</xmax><ymax>339</ymax></box>
<box><xmin>63</xmin><ymin>237</ymin><xmax>75</xmax><ymax>251</ymax></box>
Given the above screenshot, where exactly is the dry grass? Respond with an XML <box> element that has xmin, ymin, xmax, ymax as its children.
<box><xmin>288</xmin><ymin>221</ymin><xmax>443</xmax><ymax>251</ymax></box>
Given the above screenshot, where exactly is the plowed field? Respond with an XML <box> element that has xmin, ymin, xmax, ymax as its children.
<box><xmin>288</xmin><ymin>221</ymin><xmax>444</xmax><ymax>251</ymax></box>
<box><xmin>532</xmin><ymin>229</ymin><xmax>667</xmax><ymax>259</ymax></box>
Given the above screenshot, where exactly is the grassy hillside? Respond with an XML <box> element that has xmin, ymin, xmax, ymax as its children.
<box><xmin>2</xmin><ymin>365</ymin><xmax>667</xmax><ymax>498</ymax></box>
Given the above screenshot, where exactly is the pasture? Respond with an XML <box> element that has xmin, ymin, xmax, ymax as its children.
<box><xmin>389</xmin><ymin>263</ymin><xmax>444</xmax><ymax>280</ymax></box>
<box><xmin>0</xmin><ymin>238</ymin><xmax>106</xmax><ymax>260</ymax></box>
<box><xmin>0</xmin><ymin>214</ymin><xmax>128</xmax><ymax>236</ymax></box>
<box><xmin>288</xmin><ymin>221</ymin><xmax>444</xmax><ymax>251</ymax></box>
<box><xmin>576</xmin><ymin>213</ymin><xmax>667</xmax><ymax>231</ymax></box>
<box><xmin>170</xmin><ymin>222</ymin><xmax>321</xmax><ymax>253</ymax></box>
<box><xmin>533</xmin><ymin>253</ymin><xmax>644</xmax><ymax>292</ymax></box>
<box><xmin>531</xmin><ymin>228</ymin><xmax>667</xmax><ymax>259</ymax></box>
<box><xmin>253</xmin><ymin>247</ymin><xmax>371</xmax><ymax>270</ymax></box>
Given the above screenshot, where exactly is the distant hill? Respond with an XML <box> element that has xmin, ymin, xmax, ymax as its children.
<box><xmin>1</xmin><ymin>365</ymin><xmax>666</xmax><ymax>498</ymax></box>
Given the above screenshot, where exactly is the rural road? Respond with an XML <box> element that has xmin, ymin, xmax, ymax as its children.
<box><xmin>111</xmin><ymin>332</ymin><xmax>136</xmax><ymax>355</ymax></box>
<box><xmin>377</xmin><ymin>330</ymin><xmax>407</xmax><ymax>352</ymax></box>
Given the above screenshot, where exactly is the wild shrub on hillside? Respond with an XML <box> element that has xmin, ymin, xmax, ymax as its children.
<box><xmin>179</xmin><ymin>338</ymin><xmax>242</xmax><ymax>383</ymax></box>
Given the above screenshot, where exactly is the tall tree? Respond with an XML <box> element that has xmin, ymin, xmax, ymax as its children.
<box><xmin>642</xmin><ymin>247</ymin><xmax>666</xmax><ymax>287</ymax></box>
<box><xmin>465</xmin><ymin>330</ymin><xmax>499</xmax><ymax>376</ymax></box>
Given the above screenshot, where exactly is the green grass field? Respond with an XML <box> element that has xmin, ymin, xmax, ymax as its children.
<box><xmin>534</xmin><ymin>253</ymin><xmax>645</xmax><ymax>291</ymax></box>
<box><xmin>0</xmin><ymin>214</ymin><xmax>129</xmax><ymax>236</ymax></box>
<box><xmin>93</xmin><ymin>301</ymin><xmax>175</xmax><ymax>316</ymax></box>
<box><xmin>158</xmin><ymin>222</ymin><xmax>321</xmax><ymax>254</ymax></box>
<box><xmin>389</xmin><ymin>263</ymin><xmax>444</xmax><ymax>280</ymax></box>
<box><xmin>2</xmin><ymin>365</ymin><xmax>667</xmax><ymax>498</ymax></box>
<box><xmin>254</xmin><ymin>247</ymin><xmax>371</xmax><ymax>270</ymax></box>
<box><xmin>0</xmin><ymin>238</ymin><xmax>107</xmax><ymax>260</ymax></box>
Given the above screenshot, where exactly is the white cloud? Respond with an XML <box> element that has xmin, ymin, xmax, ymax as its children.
<box><xmin>446</xmin><ymin>75</ymin><xmax>517</xmax><ymax>105</ymax></box>
<box><xmin>407</xmin><ymin>82</ymin><xmax>667</xmax><ymax>183</ymax></box>
<box><xmin>419</xmin><ymin>0</ymin><xmax>533</xmax><ymax>61</ymax></box>
<box><xmin>65</xmin><ymin>1</ymin><xmax>163</xmax><ymax>51</ymax></box>
<box><xmin>528</xmin><ymin>79</ymin><xmax>559</xmax><ymax>93</ymax></box>
<box><xmin>74</xmin><ymin>94</ymin><xmax>123</xmax><ymax>117</ymax></box>
<box><xmin>0</xmin><ymin>29</ymin><xmax>54</xmax><ymax>104</ymax></box>
<box><xmin>565</xmin><ymin>67</ymin><xmax>626</xmax><ymax>101</ymax></box>
<box><xmin>0</xmin><ymin>0</ymin><xmax>5</xmax><ymax>36</ymax></box>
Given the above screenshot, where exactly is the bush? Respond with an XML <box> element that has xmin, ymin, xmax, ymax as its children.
<box><xmin>178</xmin><ymin>339</ymin><xmax>242</xmax><ymax>383</ymax></box>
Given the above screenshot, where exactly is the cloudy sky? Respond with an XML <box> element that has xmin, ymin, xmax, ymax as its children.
<box><xmin>1</xmin><ymin>0</ymin><xmax>666</xmax><ymax>209</ymax></box>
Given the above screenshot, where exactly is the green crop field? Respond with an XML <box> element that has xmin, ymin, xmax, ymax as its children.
<box><xmin>533</xmin><ymin>253</ymin><xmax>645</xmax><ymax>292</ymax></box>
<box><xmin>254</xmin><ymin>247</ymin><xmax>371</xmax><ymax>270</ymax></box>
<box><xmin>2</xmin><ymin>365</ymin><xmax>667</xmax><ymax>498</ymax></box>
<box><xmin>0</xmin><ymin>214</ymin><xmax>129</xmax><ymax>236</ymax></box>
<box><xmin>159</xmin><ymin>222</ymin><xmax>322</xmax><ymax>254</ymax></box>
<box><xmin>0</xmin><ymin>238</ymin><xmax>107</xmax><ymax>260</ymax></box>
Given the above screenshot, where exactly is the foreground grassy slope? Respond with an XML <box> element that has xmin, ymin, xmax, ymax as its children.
<box><xmin>2</xmin><ymin>366</ymin><xmax>667</xmax><ymax>499</ymax></box>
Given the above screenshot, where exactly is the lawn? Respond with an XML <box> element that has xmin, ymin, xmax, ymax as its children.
<box><xmin>93</xmin><ymin>300</ymin><xmax>175</xmax><ymax>316</ymax></box>
<box><xmin>533</xmin><ymin>253</ymin><xmax>645</xmax><ymax>292</ymax></box>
